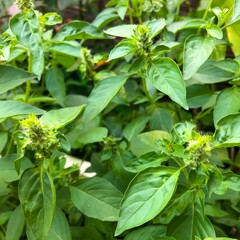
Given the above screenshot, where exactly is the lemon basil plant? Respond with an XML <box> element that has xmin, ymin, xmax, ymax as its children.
<box><xmin>0</xmin><ymin>0</ymin><xmax>240</xmax><ymax>239</ymax></box>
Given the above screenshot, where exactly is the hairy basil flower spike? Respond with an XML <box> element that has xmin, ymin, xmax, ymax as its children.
<box><xmin>14</xmin><ymin>0</ymin><xmax>34</xmax><ymax>11</ymax></box>
<box><xmin>133</xmin><ymin>25</ymin><xmax>152</xmax><ymax>56</ymax></box>
<box><xmin>19</xmin><ymin>114</ymin><xmax>59</xmax><ymax>160</ymax></box>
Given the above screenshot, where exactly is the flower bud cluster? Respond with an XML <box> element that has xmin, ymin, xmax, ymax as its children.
<box><xmin>14</xmin><ymin>0</ymin><xmax>34</xmax><ymax>11</ymax></box>
<box><xmin>19</xmin><ymin>114</ymin><xmax>59</xmax><ymax>160</ymax></box>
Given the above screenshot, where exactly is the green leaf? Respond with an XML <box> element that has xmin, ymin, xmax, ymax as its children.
<box><xmin>45</xmin><ymin>208</ymin><xmax>71</xmax><ymax>240</ymax></box>
<box><xmin>115</xmin><ymin>167</ymin><xmax>180</xmax><ymax>235</ymax></box>
<box><xmin>0</xmin><ymin>65</ymin><xmax>37</xmax><ymax>95</ymax></box>
<box><xmin>82</xmin><ymin>75</ymin><xmax>128</xmax><ymax>122</ymax></box>
<box><xmin>213</xmin><ymin>87</ymin><xmax>240</xmax><ymax>126</ymax></box>
<box><xmin>45</xmin><ymin>66</ymin><xmax>66</xmax><ymax>106</ymax></box>
<box><xmin>227</xmin><ymin>23</ymin><xmax>240</xmax><ymax>56</ymax></box>
<box><xmin>154</xmin><ymin>190</ymin><xmax>194</xmax><ymax>224</ymax></box>
<box><xmin>104</xmin><ymin>24</ymin><xmax>137</xmax><ymax>38</ymax></box>
<box><xmin>77</xmin><ymin>127</ymin><xmax>108</xmax><ymax>144</ymax></box>
<box><xmin>187</xmin><ymin>84</ymin><xmax>213</xmax><ymax>108</ymax></box>
<box><xmin>167</xmin><ymin>191</ymin><xmax>216</xmax><ymax>240</ymax></box>
<box><xmin>167</xmin><ymin>19</ymin><xmax>205</xmax><ymax>33</ymax></box>
<box><xmin>124</xmin><ymin>225</ymin><xmax>168</xmax><ymax>240</ymax></box>
<box><xmin>0</xmin><ymin>101</ymin><xmax>45</xmax><ymax>119</ymax></box>
<box><xmin>229</xmin><ymin>0</ymin><xmax>240</xmax><ymax>24</ymax></box>
<box><xmin>70</xmin><ymin>177</ymin><xmax>123</xmax><ymax>221</ymax></box>
<box><xmin>183</xmin><ymin>35</ymin><xmax>215</xmax><ymax>80</ymax></box>
<box><xmin>206</xmin><ymin>25</ymin><xmax>223</xmax><ymax>39</ymax></box>
<box><xmin>205</xmin><ymin>238</ymin><xmax>238</xmax><ymax>240</ymax></box>
<box><xmin>41</xmin><ymin>105</ymin><xmax>85</xmax><ymax>129</ymax></box>
<box><xmin>19</xmin><ymin>167</ymin><xmax>56</xmax><ymax>239</ymax></box>
<box><xmin>6</xmin><ymin>206</ymin><xmax>25</xmax><ymax>240</ymax></box>
<box><xmin>130</xmin><ymin>130</ymin><xmax>170</xmax><ymax>157</ymax></box>
<box><xmin>108</xmin><ymin>39</ymin><xmax>137</xmax><ymax>61</ymax></box>
<box><xmin>49</xmin><ymin>42</ymin><xmax>82</xmax><ymax>58</ymax></box>
<box><xmin>10</xmin><ymin>10</ymin><xmax>44</xmax><ymax>78</ymax></box>
<box><xmin>0</xmin><ymin>154</ymin><xmax>33</xmax><ymax>182</ymax></box>
<box><xmin>214</xmin><ymin>171</ymin><xmax>240</xmax><ymax>195</ymax></box>
<box><xmin>53</xmin><ymin>21</ymin><xmax>107</xmax><ymax>41</ymax></box>
<box><xmin>40</xmin><ymin>12</ymin><xmax>62</xmax><ymax>25</ymax></box>
<box><xmin>147</xmin><ymin>58</ymin><xmax>188</xmax><ymax>109</ymax></box>
<box><xmin>92</xmin><ymin>8</ymin><xmax>118</xmax><ymax>28</ymax></box>
<box><xmin>192</xmin><ymin>60</ymin><xmax>234</xmax><ymax>84</ymax></box>
<box><xmin>0</xmin><ymin>131</ymin><xmax>8</xmax><ymax>153</ymax></box>
<box><xmin>147</xmin><ymin>18</ymin><xmax>166</xmax><ymax>39</ymax></box>
<box><xmin>125</xmin><ymin>152</ymin><xmax>169</xmax><ymax>173</ymax></box>
<box><xmin>214</xmin><ymin>113</ymin><xmax>240</xmax><ymax>147</ymax></box>
<box><xmin>123</xmin><ymin>116</ymin><xmax>149</xmax><ymax>142</ymax></box>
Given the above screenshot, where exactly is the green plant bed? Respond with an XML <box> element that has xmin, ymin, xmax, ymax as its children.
<box><xmin>0</xmin><ymin>0</ymin><xmax>240</xmax><ymax>239</ymax></box>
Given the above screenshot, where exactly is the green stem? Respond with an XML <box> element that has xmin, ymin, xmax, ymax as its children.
<box><xmin>141</xmin><ymin>74</ymin><xmax>153</xmax><ymax>102</ymax></box>
<box><xmin>6</xmin><ymin>123</ymin><xmax>19</xmax><ymax>155</ymax></box>
<box><xmin>24</xmin><ymin>53</ymin><xmax>33</xmax><ymax>103</ymax></box>
<box><xmin>197</xmin><ymin>0</ymin><xmax>213</xmax><ymax>34</ymax></box>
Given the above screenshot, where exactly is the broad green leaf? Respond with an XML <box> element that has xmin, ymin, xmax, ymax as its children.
<box><xmin>149</xmin><ymin>108</ymin><xmax>174</xmax><ymax>132</ymax></box>
<box><xmin>124</xmin><ymin>225</ymin><xmax>168</xmax><ymax>240</ymax></box>
<box><xmin>229</xmin><ymin>0</ymin><xmax>240</xmax><ymax>24</ymax></box>
<box><xmin>214</xmin><ymin>59</ymin><xmax>240</xmax><ymax>73</ymax></box>
<box><xmin>214</xmin><ymin>113</ymin><xmax>240</xmax><ymax>147</ymax></box>
<box><xmin>206</xmin><ymin>25</ymin><xmax>223</xmax><ymax>39</ymax></box>
<box><xmin>0</xmin><ymin>211</ymin><xmax>11</xmax><ymax>225</ymax></box>
<box><xmin>183</xmin><ymin>35</ymin><xmax>215</xmax><ymax>80</ymax></box>
<box><xmin>187</xmin><ymin>84</ymin><xmax>213</xmax><ymax>108</ymax></box>
<box><xmin>82</xmin><ymin>75</ymin><xmax>128</xmax><ymax>122</ymax></box>
<box><xmin>70</xmin><ymin>177</ymin><xmax>123</xmax><ymax>221</ymax></box>
<box><xmin>115</xmin><ymin>167</ymin><xmax>180</xmax><ymax>235</ymax></box>
<box><xmin>227</xmin><ymin>23</ymin><xmax>240</xmax><ymax>56</ymax></box>
<box><xmin>77</xmin><ymin>127</ymin><xmax>108</xmax><ymax>144</ymax></box>
<box><xmin>205</xmin><ymin>238</ymin><xmax>237</xmax><ymax>240</ymax></box>
<box><xmin>154</xmin><ymin>190</ymin><xmax>194</xmax><ymax>224</ymax></box>
<box><xmin>147</xmin><ymin>58</ymin><xmax>188</xmax><ymax>109</ymax></box>
<box><xmin>214</xmin><ymin>171</ymin><xmax>240</xmax><ymax>195</ymax></box>
<box><xmin>167</xmin><ymin>19</ymin><xmax>205</xmax><ymax>33</ymax></box>
<box><xmin>0</xmin><ymin>65</ymin><xmax>37</xmax><ymax>95</ymax></box>
<box><xmin>0</xmin><ymin>131</ymin><xmax>8</xmax><ymax>153</ymax></box>
<box><xmin>92</xmin><ymin>8</ymin><xmax>118</xmax><ymax>28</ymax></box>
<box><xmin>19</xmin><ymin>167</ymin><xmax>56</xmax><ymax>239</ymax></box>
<box><xmin>45</xmin><ymin>66</ymin><xmax>66</xmax><ymax>105</ymax></box>
<box><xmin>41</xmin><ymin>105</ymin><xmax>85</xmax><ymax>129</ymax></box>
<box><xmin>40</xmin><ymin>12</ymin><xmax>62</xmax><ymax>25</ymax></box>
<box><xmin>6</xmin><ymin>206</ymin><xmax>25</xmax><ymax>240</ymax></box>
<box><xmin>130</xmin><ymin>130</ymin><xmax>170</xmax><ymax>157</ymax></box>
<box><xmin>0</xmin><ymin>101</ymin><xmax>45</xmax><ymax>119</ymax></box>
<box><xmin>213</xmin><ymin>87</ymin><xmax>240</xmax><ymax>126</ymax></box>
<box><xmin>45</xmin><ymin>208</ymin><xmax>71</xmax><ymax>240</ymax></box>
<box><xmin>123</xmin><ymin>116</ymin><xmax>149</xmax><ymax>141</ymax></box>
<box><xmin>53</xmin><ymin>21</ymin><xmax>107</xmax><ymax>41</ymax></box>
<box><xmin>192</xmin><ymin>60</ymin><xmax>234</xmax><ymax>84</ymax></box>
<box><xmin>0</xmin><ymin>154</ymin><xmax>33</xmax><ymax>182</ymax></box>
<box><xmin>167</xmin><ymin>191</ymin><xmax>216</xmax><ymax>240</ymax></box>
<box><xmin>147</xmin><ymin>18</ymin><xmax>166</xmax><ymax>39</ymax></box>
<box><xmin>49</xmin><ymin>41</ymin><xmax>82</xmax><ymax>58</ymax></box>
<box><xmin>108</xmin><ymin>39</ymin><xmax>137</xmax><ymax>61</ymax></box>
<box><xmin>10</xmin><ymin>10</ymin><xmax>44</xmax><ymax>78</ymax></box>
<box><xmin>204</xmin><ymin>205</ymin><xmax>229</xmax><ymax>217</ymax></box>
<box><xmin>104</xmin><ymin>24</ymin><xmax>137</xmax><ymax>38</ymax></box>
<box><xmin>125</xmin><ymin>152</ymin><xmax>169</xmax><ymax>173</ymax></box>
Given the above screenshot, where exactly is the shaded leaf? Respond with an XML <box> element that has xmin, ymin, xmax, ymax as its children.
<box><xmin>82</xmin><ymin>75</ymin><xmax>128</xmax><ymax>122</ymax></box>
<box><xmin>0</xmin><ymin>101</ymin><xmax>45</xmax><ymax>119</ymax></box>
<box><xmin>0</xmin><ymin>65</ymin><xmax>37</xmax><ymax>95</ymax></box>
<box><xmin>70</xmin><ymin>177</ymin><xmax>123</xmax><ymax>221</ymax></box>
